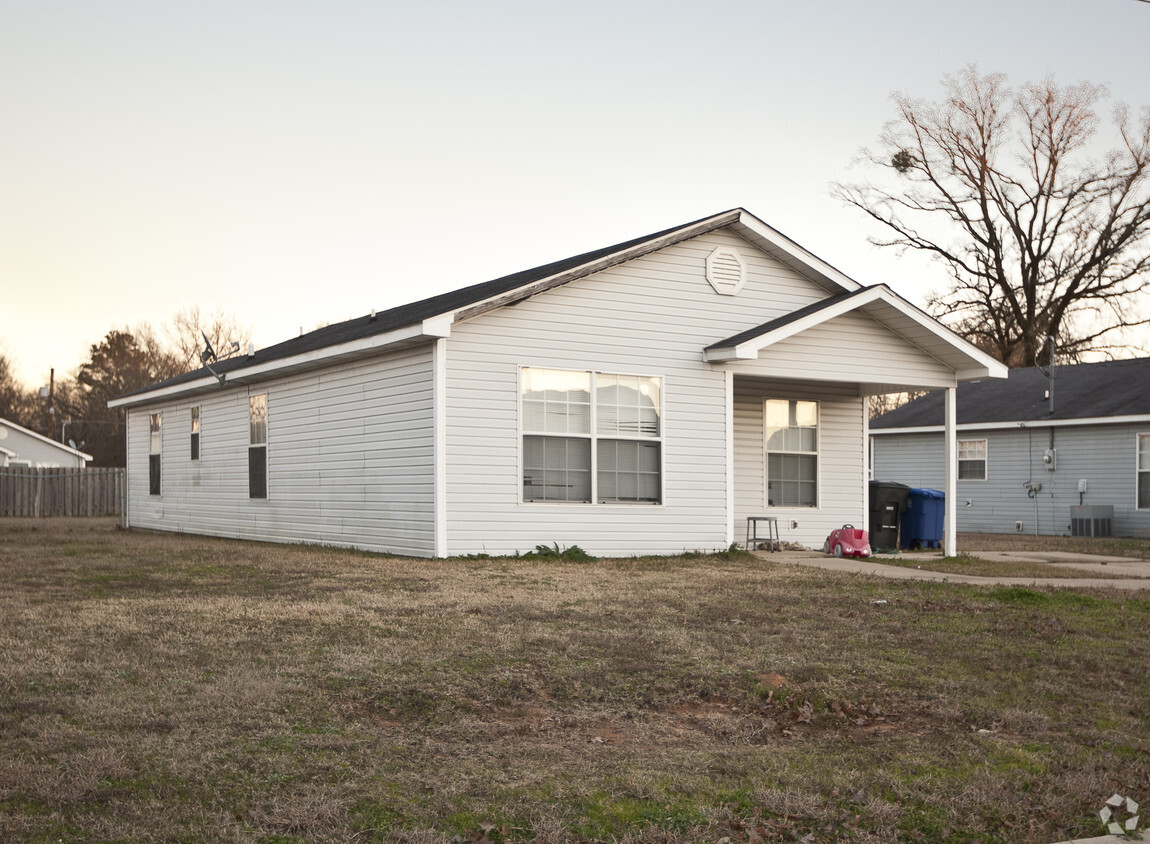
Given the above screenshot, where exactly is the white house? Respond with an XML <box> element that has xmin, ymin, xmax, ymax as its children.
<box><xmin>109</xmin><ymin>209</ymin><xmax>1006</xmax><ymax>557</ymax></box>
<box><xmin>870</xmin><ymin>358</ymin><xmax>1150</xmax><ymax>538</ymax></box>
<box><xmin>0</xmin><ymin>418</ymin><xmax>93</xmax><ymax>468</ymax></box>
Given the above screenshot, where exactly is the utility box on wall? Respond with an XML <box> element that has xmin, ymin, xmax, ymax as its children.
<box><xmin>1070</xmin><ymin>505</ymin><xmax>1113</xmax><ymax>537</ymax></box>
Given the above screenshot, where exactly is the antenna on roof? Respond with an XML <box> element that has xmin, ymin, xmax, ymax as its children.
<box><xmin>1034</xmin><ymin>335</ymin><xmax>1056</xmax><ymax>414</ymax></box>
<box><xmin>200</xmin><ymin>331</ymin><xmax>227</xmax><ymax>386</ymax></box>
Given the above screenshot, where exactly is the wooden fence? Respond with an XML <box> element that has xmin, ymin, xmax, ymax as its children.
<box><xmin>0</xmin><ymin>466</ymin><xmax>124</xmax><ymax>517</ymax></box>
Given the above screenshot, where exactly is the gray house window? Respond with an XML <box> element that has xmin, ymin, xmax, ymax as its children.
<box><xmin>958</xmin><ymin>439</ymin><xmax>987</xmax><ymax>480</ymax></box>
<box><xmin>249</xmin><ymin>395</ymin><xmax>267</xmax><ymax>499</ymax></box>
<box><xmin>1139</xmin><ymin>434</ymin><xmax>1150</xmax><ymax>509</ymax></box>
<box><xmin>148</xmin><ymin>412</ymin><xmax>162</xmax><ymax>496</ymax></box>
<box><xmin>521</xmin><ymin>368</ymin><xmax>662</xmax><ymax>504</ymax></box>
<box><xmin>765</xmin><ymin>399</ymin><xmax>818</xmax><ymax>507</ymax></box>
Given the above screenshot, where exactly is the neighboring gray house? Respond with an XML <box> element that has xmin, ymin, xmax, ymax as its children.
<box><xmin>109</xmin><ymin>209</ymin><xmax>1005</xmax><ymax>557</ymax></box>
<box><xmin>871</xmin><ymin>358</ymin><xmax>1150</xmax><ymax>538</ymax></box>
<box><xmin>0</xmin><ymin>417</ymin><xmax>93</xmax><ymax>468</ymax></box>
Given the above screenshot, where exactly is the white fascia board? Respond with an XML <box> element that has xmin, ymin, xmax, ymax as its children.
<box><xmin>109</xmin><ymin>321</ymin><xmax>439</xmax><ymax>409</ymax></box>
<box><xmin>870</xmin><ymin>413</ymin><xmax>1150</xmax><ymax>435</ymax></box>
<box><xmin>0</xmin><ymin>445</ymin><xmax>17</xmax><ymax>457</ymax></box>
<box><xmin>732</xmin><ymin>211</ymin><xmax>863</xmax><ymax>293</ymax></box>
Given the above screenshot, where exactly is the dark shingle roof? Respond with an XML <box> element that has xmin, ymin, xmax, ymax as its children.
<box><xmin>117</xmin><ymin>210</ymin><xmax>743</xmax><ymax>400</ymax></box>
<box><xmin>705</xmin><ymin>287</ymin><xmax>870</xmax><ymax>351</ymax></box>
<box><xmin>871</xmin><ymin>357</ymin><xmax>1150</xmax><ymax>428</ymax></box>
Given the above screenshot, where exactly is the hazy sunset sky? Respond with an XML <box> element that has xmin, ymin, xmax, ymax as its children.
<box><xmin>3</xmin><ymin>0</ymin><xmax>1149</xmax><ymax>387</ymax></box>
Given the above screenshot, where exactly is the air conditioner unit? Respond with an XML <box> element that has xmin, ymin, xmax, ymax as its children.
<box><xmin>1070</xmin><ymin>505</ymin><xmax>1113</xmax><ymax>537</ymax></box>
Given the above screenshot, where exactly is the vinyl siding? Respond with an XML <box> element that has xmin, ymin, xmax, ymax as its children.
<box><xmin>871</xmin><ymin>423</ymin><xmax>1150</xmax><ymax>537</ymax></box>
<box><xmin>733</xmin><ymin>380</ymin><xmax>866</xmax><ymax>549</ymax></box>
<box><xmin>443</xmin><ymin>230</ymin><xmax>879</xmax><ymax>556</ymax></box>
<box><xmin>125</xmin><ymin>345</ymin><xmax>436</xmax><ymax>555</ymax></box>
<box><xmin>743</xmin><ymin>311</ymin><xmax>956</xmax><ymax>389</ymax></box>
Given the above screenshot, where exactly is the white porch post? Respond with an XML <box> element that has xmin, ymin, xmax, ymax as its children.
<box><xmin>725</xmin><ymin>370</ymin><xmax>735</xmax><ymax>548</ymax></box>
<box><xmin>944</xmin><ymin>385</ymin><xmax>957</xmax><ymax>557</ymax></box>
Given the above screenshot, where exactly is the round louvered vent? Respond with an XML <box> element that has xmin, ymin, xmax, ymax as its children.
<box><xmin>706</xmin><ymin>248</ymin><xmax>747</xmax><ymax>295</ymax></box>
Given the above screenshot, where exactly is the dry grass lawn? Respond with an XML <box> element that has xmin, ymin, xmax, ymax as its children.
<box><xmin>1</xmin><ymin>518</ymin><xmax>1148</xmax><ymax>843</ymax></box>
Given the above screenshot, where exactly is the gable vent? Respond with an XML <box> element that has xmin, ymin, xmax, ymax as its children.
<box><xmin>706</xmin><ymin>248</ymin><xmax>747</xmax><ymax>296</ymax></box>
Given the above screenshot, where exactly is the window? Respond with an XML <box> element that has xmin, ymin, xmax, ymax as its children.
<box><xmin>521</xmin><ymin>368</ymin><xmax>662</xmax><ymax>504</ymax></box>
<box><xmin>190</xmin><ymin>407</ymin><xmax>200</xmax><ymax>461</ymax></box>
<box><xmin>249</xmin><ymin>395</ymin><xmax>267</xmax><ymax>499</ymax></box>
<box><xmin>1139</xmin><ymin>434</ymin><xmax>1150</xmax><ymax>509</ymax></box>
<box><xmin>148</xmin><ymin>412</ymin><xmax>162</xmax><ymax>496</ymax></box>
<box><xmin>958</xmin><ymin>438</ymin><xmax>987</xmax><ymax>480</ymax></box>
<box><xmin>765</xmin><ymin>399</ymin><xmax>817</xmax><ymax>507</ymax></box>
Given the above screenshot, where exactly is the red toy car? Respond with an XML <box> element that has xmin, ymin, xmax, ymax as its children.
<box><xmin>822</xmin><ymin>524</ymin><xmax>872</xmax><ymax>558</ymax></box>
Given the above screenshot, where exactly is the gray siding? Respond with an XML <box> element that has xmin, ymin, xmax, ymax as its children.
<box><xmin>871</xmin><ymin>423</ymin><xmax>1150</xmax><ymax>537</ymax></box>
<box><xmin>126</xmin><ymin>345</ymin><xmax>436</xmax><ymax>555</ymax></box>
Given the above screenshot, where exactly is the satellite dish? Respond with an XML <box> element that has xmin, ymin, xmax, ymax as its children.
<box><xmin>200</xmin><ymin>331</ymin><xmax>217</xmax><ymax>364</ymax></box>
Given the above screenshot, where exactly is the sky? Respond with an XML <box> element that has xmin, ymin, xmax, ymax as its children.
<box><xmin>3</xmin><ymin>0</ymin><xmax>1149</xmax><ymax>388</ymax></box>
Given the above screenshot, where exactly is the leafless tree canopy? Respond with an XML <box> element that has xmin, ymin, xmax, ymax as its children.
<box><xmin>166</xmin><ymin>305</ymin><xmax>253</xmax><ymax>372</ymax></box>
<box><xmin>836</xmin><ymin>67</ymin><xmax>1150</xmax><ymax>366</ymax></box>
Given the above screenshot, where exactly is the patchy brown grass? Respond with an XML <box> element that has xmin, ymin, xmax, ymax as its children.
<box><xmin>1</xmin><ymin>518</ymin><xmax>1148</xmax><ymax>843</ymax></box>
<box><xmin>959</xmin><ymin>531</ymin><xmax>1150</xmax><ymax>560</ymax></box>
<box><xmin>875</xmin><ymin>553</ymin><xmax>1146</xmax><ymax>579</ymax></box>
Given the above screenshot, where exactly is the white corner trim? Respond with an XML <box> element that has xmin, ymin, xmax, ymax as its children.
<box><xmin>433</xmin><ymin>338</ymin><xmax>448</xmax><ymax>558</ymax></box>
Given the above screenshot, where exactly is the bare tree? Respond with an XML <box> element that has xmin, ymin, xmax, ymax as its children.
<box><xmin>165</xmin><ymin>305</ymin><xmax>252</xmax><ymax>372</ymax></box>
<box><xmin>836</xmin><ymin>67</ymin><xmax>1150</xmax><ymax>366</ymax></box>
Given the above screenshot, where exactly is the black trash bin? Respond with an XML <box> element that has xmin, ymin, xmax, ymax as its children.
<box><xmin>868</xmin><ymin>480</ymin><xmax>910</xmax><ymax>553</ymax></box>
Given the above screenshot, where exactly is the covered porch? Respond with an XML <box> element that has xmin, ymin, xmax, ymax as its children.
<box><xmin>705</xmin><ymin>285</ymin><xmax>1008</xmax><ymax>555</ymax></box>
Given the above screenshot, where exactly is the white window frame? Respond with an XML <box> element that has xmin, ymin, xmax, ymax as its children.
<box><xmin>764</xmin><ymin>398</ymin><xmax>819</xmax><ymax>509</ymax></box>
<box><xmin>190</xmin><ymin>406</ymin><xmax>200</xmax><ymax>461</ymax></box>
<box><xmin>519</xmin><ymin>367</ymin><xmax>664</xmax><ymax>505</ymax></box>
<box><xmin>958</xmin><ymin>438</ymin><xmax>988</xmax><ymax>481</ymax></box>
<box><xmin>148</xmin><ymin>412</ymin><xmax>162</xmax><ymax>496</ymax></box>
<box><xmin>1138</xmin><ymin>433</ymin><xmax>1150</xmax><ymax>510</ymax></box>
<box><xmin>249</xmin><ymin>395</ymin><xmax>268</xmax><ymax>500</ymax></box>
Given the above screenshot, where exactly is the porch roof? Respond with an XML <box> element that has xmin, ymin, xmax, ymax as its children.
<box><xmin>703</xmin><ymin>284</ymin><xmax>1007</xmax><ymax>385</ymax></box>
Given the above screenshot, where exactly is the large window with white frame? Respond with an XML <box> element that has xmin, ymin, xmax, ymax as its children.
<box><xmin>1139</xmin><ymin>433</ymin><xmax>1150</xmax><ymax>509</ymax></box>
<box><xmin>958</xmin><ymin>438</ymin><xmax>987</xmax><ymax>481</ymax></box>
<box><xmin>765</xmin><ymin>399</ymin><xmax>818</xmax><ymax>507</ymax></box>
<box><xmin>148</xmin><ymin>412</ymin><xmax>162</xmax><ymax>496</ymax></box>
<box><xmin>249</xmin><ymin>395</ymin><xmax>267</xmax><ymax>499</ymax></box>
<box><xmin>521</xmin><ymin>368</ymin><xmax>662</xmax><ymax>504</ymax></box>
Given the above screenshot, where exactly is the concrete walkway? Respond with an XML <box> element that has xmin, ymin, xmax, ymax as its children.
<box><xmin>756</xmin><ymin>548</ymin><xmax>1150</xmax><ymax>590</ymax></box>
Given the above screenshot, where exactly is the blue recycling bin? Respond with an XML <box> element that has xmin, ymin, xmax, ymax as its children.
<box><xmin>900</xmin><ymin>488</ymin><xmax>945</xmax><ymax>550</ymax></box>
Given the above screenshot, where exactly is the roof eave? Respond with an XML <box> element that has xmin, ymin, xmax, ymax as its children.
<box><xmin>109</xmin><ymin>318</ymin><xmax>451</xmax><ymax>409</ymax></box>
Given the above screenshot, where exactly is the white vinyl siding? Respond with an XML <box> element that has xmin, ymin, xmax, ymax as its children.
<box><xmin>124</xmin><ymin>345</ymin><xmax>437</xmax><ymax>556</ymax></box>
<box><xmin>445</xmin><ymin>229</ymin><xmax>883</xmax><ymax>555</ymax></box>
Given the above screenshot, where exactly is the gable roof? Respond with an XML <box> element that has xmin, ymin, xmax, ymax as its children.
<box><xmin>0</xmin><ymin>417</ymin><xmax>94</xmax><ymax>462</ymax></box>
<box><xmin>704</xmin><ymin>284</ymin><xmax>1007</xmax><ymax>383</ymax></box>
<box><xmin>110</xmin><ymin>208</ymin><xmax>865</xmax><ymax>408</ymax></box>
<box><xmin>871</xmin><ymin>357</ymin><xmax>1150</xmax><ymax>431</ymax></box>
